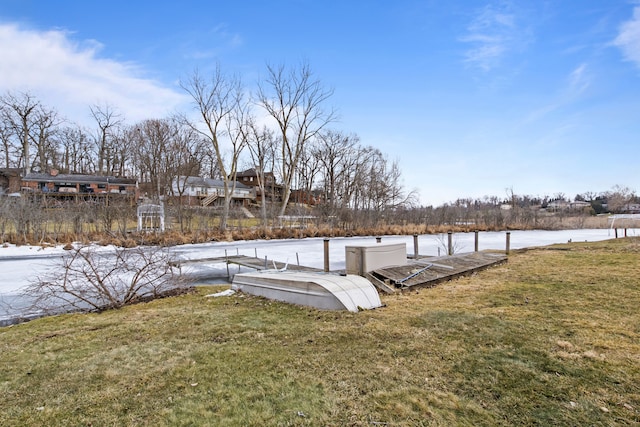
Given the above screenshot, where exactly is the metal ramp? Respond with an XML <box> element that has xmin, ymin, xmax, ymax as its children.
<box><xmin>370</xmin><ymin>252</ymin><xmax>507</xmax><ymax>290</ymax></box>
<box><xmin>171</xmin><ymin>254</ymin><xmax>321</xmax><ymax>273</ymax></box>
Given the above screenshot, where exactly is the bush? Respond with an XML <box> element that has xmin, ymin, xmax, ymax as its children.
<box><xmin>22</xmin><ymin>245</ymin><xmax>192</xmax><ymax>313</ymax></box>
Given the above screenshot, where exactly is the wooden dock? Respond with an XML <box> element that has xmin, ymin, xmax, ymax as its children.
<box><xmin>171</xmin><ymin>251</ymin><xmax>506</xmax><ymax>292</ymax></box>
<box><xmin>369</xmin><ymin>252</ymin><xmax>507</xmax><ymax>291</ymax></box>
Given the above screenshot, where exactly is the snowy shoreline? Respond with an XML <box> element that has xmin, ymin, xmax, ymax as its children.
<box><xmin>1</xmin><ymin>228</ymin><xmax>637</xmax><ymax>325</ymax></box>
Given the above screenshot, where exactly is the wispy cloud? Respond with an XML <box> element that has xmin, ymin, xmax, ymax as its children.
<box><xmin>0</xmin><ymin>23</ymin><xmax>187</xmax><ymax>125</ymax></box>
<box><xmin>523</xmin><ymin>63</ymin><xmax>591</xmax><ymax>124</ymax></box>
<box><xmin>613</xmin><ymin>5</ymin><xmax>640</xmax><ymax>68</ymax></box>
<box><xmin>182</xmin><ymin>24</ymin><xmax>243</xmax><ymax>61</ymax></box>
<box><xmin>568</xmin><ymin>63</ymin><xmax>590</xmax><ymax>95</ymax></box>
<box><xmin>460</xmin><ymin>1</ymin><xmax>529</xmax><ymax>72</ymax></box>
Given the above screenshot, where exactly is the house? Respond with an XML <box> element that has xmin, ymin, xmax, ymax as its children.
<box><xmin>569</xmin><ymin>201</ymin><xmax>592</xmax><ymax>211</ymax></box>
<box><xmin>234</xmin><ymin>168</ymin><xmax>282</xmax><ymax>202</ymax></box>
<box><xmin>19</xmin><ymin>170</ymin><xmax>138</xmax><ymax>202</ymax></box>
<box><xmin>546</xmin><ymin>200</ymin><xmax>570</xmax><ymax>212</ymax></box>
<box><xmin>171</xmin><ymin>176</ymin><xmax>255</xmax><ymax>207</ymax></box>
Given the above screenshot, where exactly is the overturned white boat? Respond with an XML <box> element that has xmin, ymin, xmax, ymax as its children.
<box><xmin>231</xmin><ymin>271</ymin><xmax>382</xmax><ymax>312</ymax></box>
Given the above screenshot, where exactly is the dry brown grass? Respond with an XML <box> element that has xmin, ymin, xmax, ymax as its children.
<box><xmin>1</xmin><ymin>237</ymin><xmax>639</xmax><ymax>426</ymax></box>
<box><xmin>0</xmin><ymin>212</ymin><xmax>614</xmax><ymax>248</ymax></box>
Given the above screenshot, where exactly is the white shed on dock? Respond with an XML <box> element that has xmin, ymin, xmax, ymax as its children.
<box><xmin>231</xmin><ymin>271</ymin><xmax>382</xmax><ymax>312</ymax></box>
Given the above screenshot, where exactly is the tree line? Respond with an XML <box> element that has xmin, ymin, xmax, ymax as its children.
<box><xmin>0</xmin><ymin>62</ymin><xmax>415</xmax><ymax>232</ymax></box>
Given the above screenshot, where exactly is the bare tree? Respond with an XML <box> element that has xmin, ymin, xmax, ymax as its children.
<box><xmin>1</xmin><ymin>91</ymin><xmax>41</xmax><ymax>174</ymax></box>
<box><xmin>0</xmin><ymin>111</ymin><xmax>18</xmax><ymax>168</ymax></box>
<box><xmin>165</xmin><ymin>118</ymin><xmax>205</xmax><ymax>232</ymax></box>
<box><xmin>90</xmin><ymin>104</ymin><xmax>122</xmax><ymax>176</ymax></box>
<box><xmin>109</xmin><ymin>126</ymin><xmax>137</xmax><ymax>178</ymax></box>
<box><xmin>5</xmin><ymin>196</ymin><xmax>44</xmax><ymax>243</ymax></box>
<box><xmin>59</xmin><ymin>125</ymin><xmax>94</xmax><ymax>174</ymax></box>
<box><xmin>257</xmin><ymin>62</ymin><xmax>335</xmax><ymax>217</ymax></box>
<box><xmin>294</xmin><ymin>139</ymin><xmax>321</xmax><ymax>206</ymax></box>
<box><xmin>29</xmin><ymin>106</ymin><xmax>61</xmax><ymax>173</ymax></box>
<box><xmin>607</xmin><ymin>185</ymin><xmax>635</xmax><ymax>213</ymax></box>
<box><xmin>134</xmin><ymin>119</ymin><xmax>174</xmax><ymax>198</ymax></box>
<box><xmin>314</xmin><ymin>130</ymin><xmax>359</xmax><ymax>213</ymax></box>
<box><xmin>241</xmin><ymin>119</ymin><xmax>277</xmax><ymax>227</ymax></box>
<box><xmin>23</xmin><ymin>245</ymin><xmax>190</xmax><ymax>313</ymax></box>
<box><xmin>181</xmin><ymin>66</ymin><xmax>247</xmax><ymax>230</ymax></box>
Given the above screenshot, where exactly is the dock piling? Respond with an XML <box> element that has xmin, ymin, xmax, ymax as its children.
<box><xmin>323</xmin><ymin>238</ymin><xmax>330</xmax><ymax>272</ymax></box>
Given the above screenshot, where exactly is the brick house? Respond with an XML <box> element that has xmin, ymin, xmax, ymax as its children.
<box><xmin>20</xmin><ymin>170</ymin><xmax>138</xmax><ymax>202</ymax></box>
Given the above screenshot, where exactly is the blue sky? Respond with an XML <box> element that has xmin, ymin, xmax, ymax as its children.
<box><xmin>1</xmin><ymin>0</ymin><xmax>639</xmax><ymax>206</ymax></box>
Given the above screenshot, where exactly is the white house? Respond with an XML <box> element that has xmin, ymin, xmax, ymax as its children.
<box><xmin>171</xmin><ymin>176</ymin><xmax>255</xmax><ymax>207</ymax></box>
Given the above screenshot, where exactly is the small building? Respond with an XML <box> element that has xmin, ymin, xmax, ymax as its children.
<box><xmin>171</xmin><ymin>176</ymin><xmax>255</xmax><ymax>207</ymax></box>
<box><xmin>137</xmin><ymin>203</ymin><xmax>165</xmax><ymax>232</ymax></box>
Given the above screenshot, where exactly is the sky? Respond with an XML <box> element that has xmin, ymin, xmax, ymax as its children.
<box><xmin>0</xmin><ymin>0</ymin><xmax>639</xmax><ymax>206</ymax></box>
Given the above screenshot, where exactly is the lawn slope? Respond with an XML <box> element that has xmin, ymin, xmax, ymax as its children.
<box><xmin>1</xmin><ymin>238</ymin><xmax>639</xmax><ymax>426</ymax></box>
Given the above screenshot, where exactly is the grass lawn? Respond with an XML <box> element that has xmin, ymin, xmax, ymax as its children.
<box><xmin>1</xmin><ymin>238</ymin><xmax>639</xmax><ymax>426</ymax></box>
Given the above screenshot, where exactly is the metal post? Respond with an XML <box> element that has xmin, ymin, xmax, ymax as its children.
<box><xmin>474</xmin><ymin>230</ymin><xmax>479</xmax><ymax>252</ymax></box>
<box><xmin>296</xmin><ymin>252</ymin><xmax>300</xmax><ymax>266</ymax></box>
<box><xmin>506</xmin><ymin>232</ymin><xmax>511</xmax><ymax>255</ymax></box>
<box><xmin>413</xmin><ymin>234</ymin><xmax>419</xmax><ymax>259</ymax></box>
<box><xmin>323</xmin><ymin>238</ymin><xmax>330</xmax><ymax>272</ymax></box>
<box><xmin>447</xmin><ymin>231</ymin><xmax>453</xmax><ymax>256</ymax></box>
<box><xmin>225</xmin><ymin>249</ymin><xmax>230</xmax><ymax>279</ymax></box>
<box><xmin>615</xmin><ymin>228</ymin><xmax>619</xmax><ymax>238</ymax></box>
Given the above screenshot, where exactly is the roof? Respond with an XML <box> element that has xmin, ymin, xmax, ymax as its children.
<box><xmin>22</xmin><ymin>173</ymin><xmax>137</xmax><ymax>186</ymax></box>
<box><xmin>235</xmin><ymin>168</ymin><xmax>274</xmax><ymax>178</ymax></box>
<box><xmin>137</xmin><ymin>203</ymin><xmax>164</xmax><ymax>215</ymax></box>
<box><xmin>235</xmin><ymin>168</ymin><xmax>257</xmax><ymax>177</ymax></box>
<box><xmin>179</xmin><ymin>176</ymin><xmax>251</xmax><ymax>189</ymax></box>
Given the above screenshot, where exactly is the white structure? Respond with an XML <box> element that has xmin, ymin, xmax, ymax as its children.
<box><xmin>231</xmin><ymin>271</ymin><xmax>382</xmax><ymax>312</ymax></box>
<box><xmin>171</xmin><ymin>176</ymin><xmax>254</xmax><ymax>206</ymax></box>
<box><xmin>137</xmin><ymin>203</ymin><xmax>165</xmax><ymax>232</ymax></box>
<box><xmin>345</xmin><ymin>243</ymin><xmax>407</xmax><ymax>275</ymax></box>
<box><xmin>608</xmin><ymin>214</ymin><xmax>640</xmax><ymax>230</ymax></box>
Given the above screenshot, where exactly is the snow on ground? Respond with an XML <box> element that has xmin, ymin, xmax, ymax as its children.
<box><xmin>0</xmin><ymin>228</ymin><xmax>636</xmax><ymax>323</ymax></box>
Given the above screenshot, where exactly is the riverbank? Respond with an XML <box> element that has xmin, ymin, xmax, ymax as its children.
<box><xmin>0</xmin><ymin>213</ymin><xmax>617</xmax><ymax>247</ymax></box>
<box><xmin>2</xmin><ymin>237</ymin><xmax>639</xmax><ymax>425</ymax></box>
<box><xmin>2</xmin><ymin>228</ymin><xmax>637</xmax><ymax>326</ymax></box>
